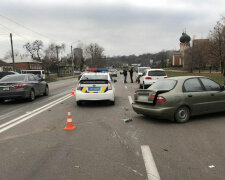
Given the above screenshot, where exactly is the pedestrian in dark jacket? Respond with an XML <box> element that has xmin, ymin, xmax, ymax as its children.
<box><xmin>129</xmin><ymin>68</ymin><xmax>133</xmax><ymax>83</ymax></box>
<box><xmin>130</xmin><ymin>68</ymin><xmax>134</xmax><ymax>83</ymax></box>
<box><xmin>123</xmin><ymin>69</ymin><xmax>127</xmax><ymax>83</ymax></box>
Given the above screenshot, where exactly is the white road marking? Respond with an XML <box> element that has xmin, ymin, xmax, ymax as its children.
<box><xmin>0</xmin><ymin>90</ymin><xmax>71</xmax><ymax>122</ymax></box>
<box><xmin>0</xmin><ymin>94</ymin><xmax>71</xmax><ymax>133</ymax></box>
<box><xmin>141</xmin><ymin>145</ymin><xmax>160</xmax><ymax>180</ymax></box>
<box><xmin>128</xmin><ymin>96</ymin><xmax>133</xmax><ymax>104</ymax></box>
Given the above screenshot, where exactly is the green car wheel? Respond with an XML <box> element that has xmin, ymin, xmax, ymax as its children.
<box><xmin>175</xmin><ymin>106</ymin><xmax>190</xmax><ymax>123</ymax></box>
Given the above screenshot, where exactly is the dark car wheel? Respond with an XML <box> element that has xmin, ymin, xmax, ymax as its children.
<box><xmin>29</xmin><ymin>89</ymin><xmax>35</xmax><ymax>102</ymax></box>
<box><xmin>175</xmin><ymin>106</ymin><xmax>190</xmax><ymax>123</ymax></box>
<box><xmin>44</xmin><ymin>86</ymin><xmax>49</xmax><ymax>96</ymax></box>
<box><xmin>76</xmin><ymin>101</ymin><xmax>82</xmax><ymax>106</ymax></box>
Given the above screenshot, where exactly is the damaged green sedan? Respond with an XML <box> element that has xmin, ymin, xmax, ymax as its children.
<box><xmin>132</xmin><ymin>76</ymin><xmax>225</xmax><ymax>123</ymax></box>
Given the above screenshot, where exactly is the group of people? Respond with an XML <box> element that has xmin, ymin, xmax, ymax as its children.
<box><xmin>123</xmin><ymin>68</ymin><xmax>133</xmax><ymax>83</ymax></box>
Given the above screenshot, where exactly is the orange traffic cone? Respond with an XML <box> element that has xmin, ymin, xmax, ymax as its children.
<box><xmin>64</xmin><ymin>109</ymin><xmax>76</xmax><ymax>130</ymax></box>
<box><xmin>71</xmin><ymin>88</ymin><xmax>75</xmax><ymax>95</ymax></box>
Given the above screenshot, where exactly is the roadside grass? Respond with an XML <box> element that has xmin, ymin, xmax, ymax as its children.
<box><xmin>166</xmin><ymin>71</ymin><xmax>225</xmax><ymax>85</ymax></box>
<box><xmin>164</xmin><ymin>67</ymin><xmax>185</xmax><ymax>71</ymax></box>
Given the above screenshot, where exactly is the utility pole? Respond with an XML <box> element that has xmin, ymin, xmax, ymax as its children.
<box><xmin>71</xmin><ymin>45</ymin><xmax>74</xmax><ymax>75</ymax></box>
<box><xmin>56</xmin><ymin>46</ymin><xmax>60</xmax><ymax>77</ymax></box>
<box><xmin>10</xmin><ymin>33</ymin><xmax>15</xmax><ymax>71</ymax></box>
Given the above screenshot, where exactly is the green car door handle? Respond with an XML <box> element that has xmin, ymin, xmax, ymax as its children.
<box><xmin>188</xmin><ymin>94</ymin><xmax>192</xmax><ymax>97</ymax></box>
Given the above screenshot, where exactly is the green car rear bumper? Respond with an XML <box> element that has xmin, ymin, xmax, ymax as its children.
<box><xmin>132</xmin><ymin>103</ymin><xmax>176</xmax><ymax>121</ymax></box>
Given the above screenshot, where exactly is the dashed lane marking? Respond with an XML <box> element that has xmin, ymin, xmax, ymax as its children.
<box><xmin>128</xmin><ymin>96</ymin><xmax>133</xmax><ymax>104</ymax></box>
<box><xmin>0</xmin><ymin>94</ymin><xmax>72</xmax><ymax>134</ymax></box>
<box><xmin>141</xmin><ymin>145</ymin><xmax>160</xmax><ymax>180</ymax></box>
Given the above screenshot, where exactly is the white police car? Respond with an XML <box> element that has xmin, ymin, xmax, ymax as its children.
<box><xmin>75</xmin><ymin>68</ymin><xmax>116</xmax><ymax>105</ymax></box>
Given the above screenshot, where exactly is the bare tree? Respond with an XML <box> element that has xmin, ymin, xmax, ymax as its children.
<box><xmin>23</xmin><ymin>40</ymin><xmax>44</xmax><ymax>61</ymax></box>
<box><xmin>23</xmin><ymin>42</ymin><xmax>35</xmax><ymax>59</ymax></box>
<box><xmin>208</xmin><ymin>21</ymin><xmax>225</xmax><ymax>73</ymax></box>
<box><xmin>85</xmin><ymin>43</ymin><xmax>105</xmax><ymax>68</ymax></box>
<box><xmin>33</xmin><ymin>40</ymin><xmax>44</xmax><ymax>60</ymax></box>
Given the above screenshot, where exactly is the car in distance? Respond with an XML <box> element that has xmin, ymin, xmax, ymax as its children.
<box><xmin>75</xmin><ymin>69</ymin><xmax>116</xmax><ymax>105</ymax></box>
<box><xmin>0</xmin><ymin>71</ymin><xmax>18</xmax><ymax>79</ymax></box>
<box><xmin>139</xmin><ymin>69</ymin><xmax>167</xmax><ymax>89</ymax></box>
<box><xmin>0</xmin><ymin>74</ymin><xmax>49</xmax><ymax>103</ymax></box>
<box><xmin>21</xmin><ymin>70</ymin><xmax>46</xmax><ymax>79</ymax></box>
<box><xmin>109</xmin><ymin>69</ymin><xmax>118</xmax><ymax>77</ymax></box>
<box><xmin>132</xmin><ymin>76</ymin><xmax>225</xmax><ymax>123</ymax></box>
<box><xmin>136</xmin><ymin>67</ymin><xmax>150</xmax><ymax>83</ymax></box>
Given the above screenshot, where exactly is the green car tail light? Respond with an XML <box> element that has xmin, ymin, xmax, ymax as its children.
<box><xmin>151</xmin><ymin>93</ymin><xmax>166</xmax><ymax>103</ymax></box>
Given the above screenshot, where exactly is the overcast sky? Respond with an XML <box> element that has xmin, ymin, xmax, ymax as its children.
<box><xmin>0</xmin><ymin>0</ymin><xmax>224</xmax><ymax>58</ymax></box>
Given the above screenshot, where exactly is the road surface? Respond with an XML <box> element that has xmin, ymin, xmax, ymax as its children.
<box><xmin>0</xmin><ymin>75</ymin><xmax>225</xmax><ymax>180</ymax></box>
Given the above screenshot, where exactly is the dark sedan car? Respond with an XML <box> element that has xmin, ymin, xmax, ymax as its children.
<box><xmin>0</xmin><ymin>74</ymin><xmax>49</xmax><ymax>103</ymax></box>
<box><xmin>0</xmin><ymin>71</ymin><xmax>18</xmax><ymax>79</ymax></box>
<box><xmin>132</xmin><ymin>76</ymin><xmax>225</xmax><ymax>123</ymax></box>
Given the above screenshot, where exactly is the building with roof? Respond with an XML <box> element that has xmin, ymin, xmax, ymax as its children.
<box><xmin>2</xmin><ymin>56</ymin><xmax>42</xmax><ymax>71</ymax></box>
<box><xmin>172</xmin><ymin>32</ymin><xmax>191</xmax><ymax>67</ymax></box>
<box><xmin>0</xmin><ymin>60</ymin><xmax>13</xmax><ymax>72</ymax></box>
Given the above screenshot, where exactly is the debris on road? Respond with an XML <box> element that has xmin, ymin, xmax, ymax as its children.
<box><xmin>163</xmin><ymin>148</ymin><xmax>168</xmax><ymax>152</ymax></box>
<box><xmin>208</xmin><ymin>165</ymin><xmax>215</xmax><ymax>168</ymax></box>
<box><xmin>74</xmin><ymin>166</ymin><xmax>80</xmax><ymax>168</ymax></box>
<box><xmin>122</xmin><ymin>118</ymin><xmax>133</xmax><ymax>123</ymax></box>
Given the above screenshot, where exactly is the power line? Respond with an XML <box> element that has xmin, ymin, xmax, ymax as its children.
<box><xmin>0</xmin><ymin>23</ymin><xmax>29</xmax><ymax>41</ymax></box>
<box><xmin>0</xmin><ymin>13</ymin><xmax>53</xmax><ymax>41</ymax></box>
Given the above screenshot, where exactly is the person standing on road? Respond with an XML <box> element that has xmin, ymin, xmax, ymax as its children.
<box><xmin>129</xmin><ymin>67</ymin><xmax>133</xmax><ymax>83</ymax></box>
<box><xmin>123</xmin><ymin>68</ymin><xmax>127</xmax><ymax>83</ymax></box>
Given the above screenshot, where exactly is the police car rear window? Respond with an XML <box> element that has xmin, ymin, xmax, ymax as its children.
<box><xmin>81</xmin><ymin>75</ymin><xmax>108</xmax><ymax>80</ymax></box>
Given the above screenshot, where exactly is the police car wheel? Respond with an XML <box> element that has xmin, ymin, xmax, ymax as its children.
<box><xmin>77</xmin><ymin>101</ymin><xmax>82</xmax><ymax>106</ymax></box>
<box><xmin>109</xmin><ymin>101</ymin><xmax>115</xmax><ymax>105</ymax></box>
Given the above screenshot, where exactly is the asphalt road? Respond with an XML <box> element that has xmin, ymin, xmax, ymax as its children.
<box><xmin>0</xmin><ymin>74</ymin><xmax>225</xmax><ymax>180</ymax></box>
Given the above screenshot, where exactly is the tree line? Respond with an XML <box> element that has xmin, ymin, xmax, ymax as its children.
<box><xmin>4</xmin><ymin>41</ymin><xmax>105</xmax><ymax>73</ymax></box>
<box><xmin>185</xmin><ymin>16</ymin><xmax>225</xmax><ymax>73</ymax></box>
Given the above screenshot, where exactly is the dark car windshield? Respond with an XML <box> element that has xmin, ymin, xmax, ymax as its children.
<box><xmin>148</xmin><ymin>70</ymin><xmax>166</xmax><ymax>76</ymax></box>
<box><xmin>148</xmin><ymin>79</ymin><xmax>177</xmax><ymax>91</ymax></box>
<box><xmin>0</xmin><ymin>75</ymin><xmax>26</xmax><ymax>82</ymax></box>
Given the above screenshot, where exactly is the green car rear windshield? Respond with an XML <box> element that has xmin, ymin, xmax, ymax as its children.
<box><xmin>148</xmin><ymin>79</ymin><xmax>177</xmax><ymax>91</ymax></box>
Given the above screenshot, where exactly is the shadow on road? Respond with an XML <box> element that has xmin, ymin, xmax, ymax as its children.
<box><xmin>78</xmin><ymin>101</ymin><xmax>114</xmax><ymax>107</ymax></box>
<box><xmin>134</xmin><ymin>111</ymin><xmax>225</xmax><ymax>124</ymax></box>
<box><xmin>0</xmin><ymin>95</ymin><xmax>45</xmax><ymax>105</ymax></box>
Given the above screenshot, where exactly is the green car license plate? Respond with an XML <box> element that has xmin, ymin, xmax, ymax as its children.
<box><xmin>138</xmin><ymin>96</ymin><xmax>149</xmax><ymax>102</ymax></box>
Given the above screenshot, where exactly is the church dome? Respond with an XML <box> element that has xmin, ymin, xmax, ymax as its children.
<box><xmin>180</xmin><ymin>32</ymin><xmax>191</xmax><ymax>43</ymax></box>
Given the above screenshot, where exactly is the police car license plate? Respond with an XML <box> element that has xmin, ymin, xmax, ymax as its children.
<box><xmin>88</xmin><ymin>87</ymin><xmax>100</xmax><ymax>91</ymax></box>
<box><xmin>3</xmin><ymin>87</ymin><xmax>9</xmax><ymax>91</ymax></box>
